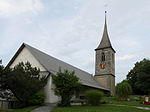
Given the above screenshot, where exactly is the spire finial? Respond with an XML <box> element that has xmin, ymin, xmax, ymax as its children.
<box><xmin>105</xmin><ymin>11</ymin><xmax>107</xmax><ymax>25</ymax></box>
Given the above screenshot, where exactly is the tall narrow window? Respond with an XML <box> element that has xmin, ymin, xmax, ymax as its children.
<box><xmin>112</xmin><ymin>54</ymin><xmax>114</xmax><ymax>63</ymax></box>
<box><xmin>101</xmin><ymin>52</ymin><xmax>105</xmax><ymax>62</ymax></box>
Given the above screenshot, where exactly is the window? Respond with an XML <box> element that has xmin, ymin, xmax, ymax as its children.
<box><xmin>101</xmin><ymin>52</ymin><xmax>105</xmax><ymax>62</ymax></box>
<box><xmin>112</xmin><ymin>54</ymin><xmax>114</xmax><ymax>62</ymax></box>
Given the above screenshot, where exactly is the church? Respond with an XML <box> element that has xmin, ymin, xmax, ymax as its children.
<box><xmin>7</xmin><ymin>12</ymin><xmax>115</xmax><ymax>103</ymax></box>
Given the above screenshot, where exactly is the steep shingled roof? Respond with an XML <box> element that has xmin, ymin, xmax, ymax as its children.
<box><xmin>8</xmin><ymin>43</ymin><xmax>109</xmax><ymax>91</ymax></box>
<box><xmin>95</xmin><ymin>12</ymin><xmax>115</xmax><ymax>52</ymax></box>
<box><xmin>96</xmin><ymin>21</ymin><xmax>112</xmax><ymax>49</ymax></box>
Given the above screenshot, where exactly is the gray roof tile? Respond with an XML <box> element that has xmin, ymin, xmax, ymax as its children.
<box><xmin>96</xmin><ymin>22</ymin><xmax>112</xmax><ymax>50</ymax></box>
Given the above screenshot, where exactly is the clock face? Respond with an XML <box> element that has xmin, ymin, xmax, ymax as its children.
<box><xmin>100</xmin><ymin>63</ymin><xmax>106</xmax><ymax>69</ymax></box>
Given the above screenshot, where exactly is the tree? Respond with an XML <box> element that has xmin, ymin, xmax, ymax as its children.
<box><xmin>0</xmin><ymin>64</ymin><xmax>14</xmax><ymax>100</ymax></box>
<box><xmin>52</xmin><ymin>69</ymin><xmax>80</xmax><ymax>106</ymax></box>
<box><xmin>0</xmin><ymin>59</ymin><xmax>2</xmax><ymax>64</ymax></box>
<box><xmin>115</xmin><ymin>82</ymin><xmax>132</xmax><ymax>101</ymax></box>
<box><xmin>127</xmin><ymin>59</ymin><xmax>150</xmax><ymax>95</ymax></box>
<box><xmin>1</xmin><ymin>62</ymin><xmax>49</xmax><ymax>106</ymax></box>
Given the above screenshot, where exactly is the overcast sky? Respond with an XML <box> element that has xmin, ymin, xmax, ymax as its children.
<box><xmin>0</xmin><ymin>0</ymin><xmax>150</xmax><ymax>84</ymax></box>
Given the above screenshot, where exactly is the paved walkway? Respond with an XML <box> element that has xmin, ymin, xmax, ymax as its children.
<box><xmin>30</xmin><ymin>103</ymin><xmax>56</xmax><ymax>112</ymax></box>
<box><xmin>133</xmin><ymin>106</ymin><xmax>150</xmax><ymax>110</ymax></box>
<box><xmin>111</xmin><ymin>104</ymin><xmax>150</xmax><ymax>110</ymax></box>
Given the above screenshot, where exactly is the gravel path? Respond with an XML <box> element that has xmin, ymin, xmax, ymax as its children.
<box><xmin>30</xmin><ymin>103</ymin><xmax>56</xmax><ymax>112</ymax></box>
<box><xmin>111</xmin><ymin>104</ymin><xmax>150</xmax><ymax>110</ymax></box>
<box><xmin>133</xmin><ymin>106</ymin><xmax>150</xmax><ymax>110</ymax></box>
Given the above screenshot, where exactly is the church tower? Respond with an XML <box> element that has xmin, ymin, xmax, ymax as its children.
<box><xmin>94</xmin><ymin>11</ymin><xmax>115</xmax><ymax>96</ymax></box>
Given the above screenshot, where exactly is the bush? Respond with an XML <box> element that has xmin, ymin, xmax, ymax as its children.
<box><xmin>115</xmin><ymin>82</ymin><xmax>132</xmax><ymax>101</ymax></box>
<box><xmin>28</xmin><ymin>91</ymin><xmax>46</xmax><ymax>105</ymax></box>
<box><xmin>85</xmin><ymin>90</ymin><xmax>104</xmax><ymax>106</ymax></box>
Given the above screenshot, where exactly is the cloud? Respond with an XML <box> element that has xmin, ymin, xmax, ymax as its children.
<box><xmin>81</xmin><ymin>57</ymin><xmax>94</xmax><ymax>68</ymax></box>
<box><xmin>116</xmin><ymin>55</ymin><xmax>137</xmax><ymax>61</ymax></box>
<box><xmin>0</xmin><ymin>0</ymin><xmax>44</xmax><ymax>18</ymax></box>
<box><xmin>1</xmin><ymin>0</ymin><xmax>150</xmax><ymax>84</ymax></box>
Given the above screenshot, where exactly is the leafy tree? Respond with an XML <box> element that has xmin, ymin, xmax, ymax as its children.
<box><xmin>115</xmin><ymin>82</ymin><xmax>132</xmax><ymax>101</ymax></box>
<box><xmin>0</xmin><ymin>64</ymin><xmax>14</xmax><ymax>100</ymax></box>
<box><xmin>0</xmin><ymin>65</ymin><xmax>4</xmax><ymax>86</ymax></box>
<box><xmin>52</xmin><ymin>69</ymin><xmax>80</xmax><ymax>107</ymax></box>
<box><xmin>0</xmin><ymin>64</ymin><xmax>5</xmax><ymax>98</ymax></box>
<box><xmin>85</xmin><ymin>90</ymin><xmax>103</xmax><ymax>106</ymax></box>
<box><xmin>127</xmin><ymin>59</ymin><xmax>150</xmax><ymax>95</ymax></box>
<box><xmin>0</xmin><ymin>59</ymin><xmax>2</xmax><ymax>64</ymax></box>
<box><xmin>1</xmin><ymin>62</ymin><xmax>49</xmax><ymax>106</ymax></box>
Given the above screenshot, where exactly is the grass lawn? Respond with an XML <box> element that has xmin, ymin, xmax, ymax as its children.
<box><xmin>52</xmin><ymin>105</ymin><xmax>150</xmax><ymax>112</ymax></box>
<box><xmin>102</xmin><ymin>95</ymin><xmax>150</xmax><ymax>107</ymax></box>
<box><xmin>52</xmin><ymin>95</ymin><xmax>150</xmax><ymax>112</ymax></box>
<box><xmin>0</xmin><ymin>106</ymin><xmax>38</xmax><ymax>112</ymax></box>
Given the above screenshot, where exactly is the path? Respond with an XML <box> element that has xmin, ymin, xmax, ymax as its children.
<box><xmin>133</xmin><ymin>106</ymin><xmax>150</xmax><ymax>110</ymax></box>
<box><xmin>111</xmin><ymin>104</ymin><xmax>150</xmax><ymax>110</ymax></box>
<box><xmin>30</xmin><ymin>103</ymin><xmax>56</xmax><ymax>112</ymax></box>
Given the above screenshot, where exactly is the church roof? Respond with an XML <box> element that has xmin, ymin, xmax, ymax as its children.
<box><xmin>95</xmin><ymin>12</ymin><xmax>115</xmax><ymax>52</ymax></box>
<box><xmin>8</xmin><ymin>43</ymin><xmax>109</xmax><ymax>91</ymax></box>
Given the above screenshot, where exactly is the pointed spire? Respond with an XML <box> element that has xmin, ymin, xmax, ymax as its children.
<box><xmin>95</xmin><ymin>11</ymin><xmax>115</xmax><ymax>52</ymax></box>
<box><xmin>105</xmin><ymin>11</ymin><xmax>107</xmax><ymax>25</ymax></box>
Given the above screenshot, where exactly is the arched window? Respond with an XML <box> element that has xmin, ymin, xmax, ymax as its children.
<box><xmin>101</xmin><ymin>52</ymin><xmax>105</xmax><ymax>62</ymax></box>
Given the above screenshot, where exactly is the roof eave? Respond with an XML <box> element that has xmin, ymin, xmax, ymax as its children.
<box><xmin>82</xmin><ymin>84</ymin><xmax>110</xmax><ymax>91</ymax></box>
<box><xmin>95</xmin><ymin>46</ymin><xmax>116</xmax><ymax>53</ymax></box>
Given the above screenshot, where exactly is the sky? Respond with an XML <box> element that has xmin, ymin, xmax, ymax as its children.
<box><xmin>0</xmin><ymin>0</ymin><xmax>150</xmax><ymax>84</ymax></box>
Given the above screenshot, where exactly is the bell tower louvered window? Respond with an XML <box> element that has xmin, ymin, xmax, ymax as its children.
<box><xmin>101</xmin><ymin>52</ymin><xmax>105</xmax><ymax>62</ymax></box>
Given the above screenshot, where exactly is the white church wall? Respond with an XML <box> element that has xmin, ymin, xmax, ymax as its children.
<box><xmin>49</xmin><ymin>76</ymin><xmax>60</xmax><ymax>103</ymax></box>
<box><xmin>9</xmin><ymin>47</ymin><xmax>59</xmax><ymax>103</ymax></box>
<box><xmin>44</xmin><ymin>76</ymin><xmax>51</xmax><ymax>103</ymax></box>
<box><xmin>10</xmin><ymin>47</ymin><xmax>46</xmax><ymax>71</ymax></box>
<box><xmin>44</xmin><ymin>76</ymin><xmax>59</xmax><ymax>103</ymax></box>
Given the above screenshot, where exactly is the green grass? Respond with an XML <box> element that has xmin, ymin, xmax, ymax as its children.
<box><xmin>51</xmin><ymin>105</ymin><xmax>150</xmax><ymax>112</ymax></box>
<box><xmin>1</xmin><ymin>95</ymin><xmax>150</xmax><ymax>112</ymax></box>
<box><xmin>102</xmin><ymin>95</ymin><xmax>150</xmax><ymax>107</ymax></box>
<box><xmin>0</xmin><ymin>106</ymin><xmax>38</xmax><ymax>112</ymax></box>
<box><xmin>52</xmin><ymin>95</ymin><xmax>150</xmax><ymax>112</ymax></box>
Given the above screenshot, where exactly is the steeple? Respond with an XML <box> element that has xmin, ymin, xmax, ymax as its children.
<box><xmin>94</xmin><ymin>11</ymin><xmax>116</xmax><ymax>96</ymax></box>
<box><xmin>95</xmin><ymin>11</ymin><xmax>115</xmax><ymax>52</ymax></box>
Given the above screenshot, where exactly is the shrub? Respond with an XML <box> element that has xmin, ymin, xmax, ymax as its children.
<box><xmin>28</xmin><ymin>91</ymin><xmax>46</xmax><ymax>105</ymax></box>
<box><xmin>115</xmin><ymin>82</ymin><xmax>132</xmax><ymax>101</ymax></box>
<box><xmin>85</xmin><ymin>90</ymin><xmax>104</xmax><ymax>106</ymax></box>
